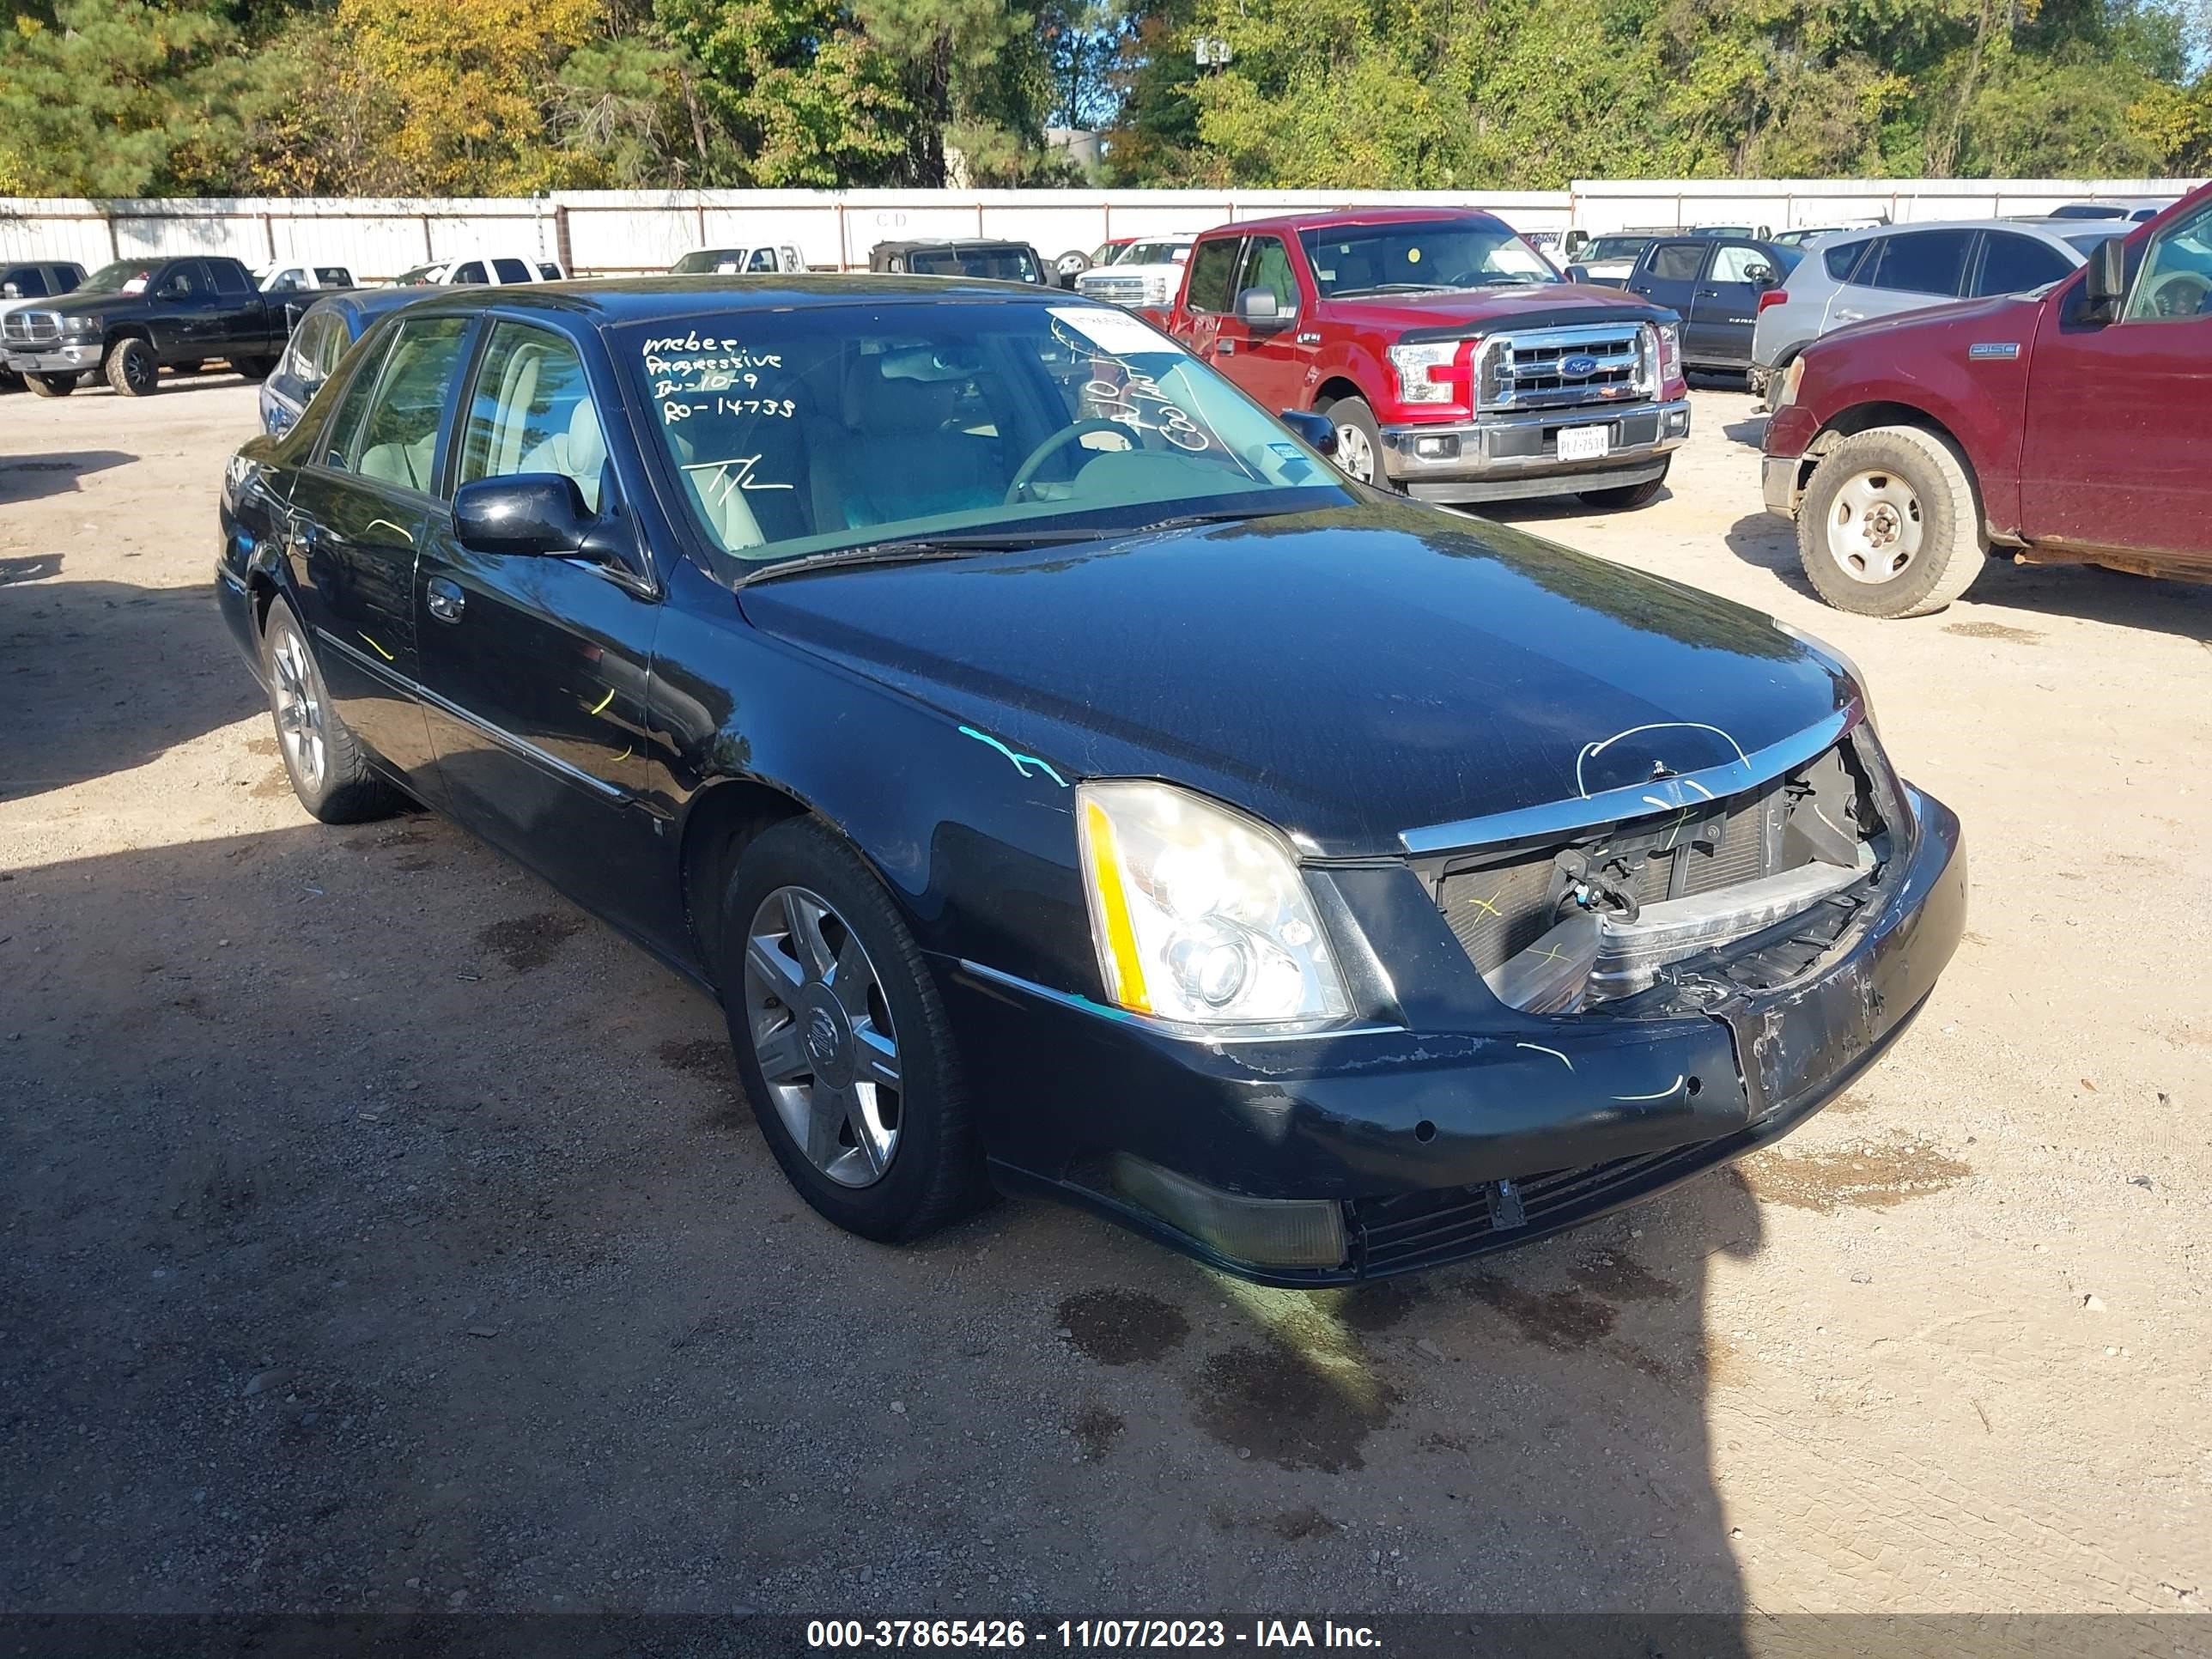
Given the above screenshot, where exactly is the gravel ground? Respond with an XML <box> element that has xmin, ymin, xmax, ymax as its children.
<box><xmin>1</xmin><ymin>373</ymin><xmax>2207</xmax><ymax>1620</ymax></box>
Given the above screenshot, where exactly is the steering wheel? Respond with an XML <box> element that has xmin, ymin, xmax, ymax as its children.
<box><xmin>2146</xmin><ymin>270</ymin><xmax>2211</xmax><ymax>318</ymax></box>
<box><xmin>1005</xmin><ymin>419</ymin><xmax>1134</xmax><ymax>503</ymax></box>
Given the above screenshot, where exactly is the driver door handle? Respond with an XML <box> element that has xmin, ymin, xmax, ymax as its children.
<box><xmin>426</xmin><ymin>577</ymin><xmax>465</xmax><ymax>624</ymax></box>
<box><xmin>1214</xmin><ymin>338</ymin><xmax>1236</xmax><ymax>355</ymax></box>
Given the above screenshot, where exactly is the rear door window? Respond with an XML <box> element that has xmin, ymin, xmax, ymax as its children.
<box><xmin>330</xmin><ymin>316</ymin><xmax>473</xmax><ymax>490</ymax></box>
<box><xmin>315</xmin><ymin>267</ymin><xmax>353</xmax><ymax>287</ymax></box>
<box><xmin>1647</xmin><ymin>242</ymin><xmax>1709</xmax><ymax>283</ymax></box>
<box><xmin>746</xmin><ymin>248</ymin><xmax>777</xmax><ymax>272</ymax></box>
<box><xmin>1972</xmin><ymin>233</ymin><xmax>2074</xmax><ymax>296</ymax></box>
<box><xmin>1863</xmin><ymin>231</ymin><xmax>1972</xmax><ymax>296</ymax></box>
<box><xmin>209</xmin><ymin>259</ymin><xmax>251</xmax><ymax>297</ymax></box>
<box><xmin>451</xmin><ymin>261</ymin><xmax>489</xmax><ymax>285</ymax></box>
<box><xmin>491</xmin><ymin>258</ymin><xmax>532</xmax><ymax>284</ymax></box>
<box><xmin>1182</xmin><ymin>238</ymin><xmax>1243</xmax><ymax>313</ymax></box>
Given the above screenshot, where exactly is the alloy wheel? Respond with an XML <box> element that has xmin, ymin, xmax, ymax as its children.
<box><xmin>1332</xmin><ymin>420</ymin><xmax>1377</xmax><ymax>483</ymax></box>
<box><xmin>270</xmin><ymin>628</ymin><xmax>327</xmax><ymax>789</ymax></box>
<box><xmin>1825</xmin><ymin>468</ymin><xmax>1924</xmax><ymax>584</ymax></box>
<box><xmin>742</xmin><ymin>885</ymin><xmax>902</xmax><ymax>1188</ymax></box>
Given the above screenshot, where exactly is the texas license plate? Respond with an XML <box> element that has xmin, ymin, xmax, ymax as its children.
<box><xmin>1557</xmin><ymin>424</ymin><xmax>1610</xmax><ymax>461</ymax></box>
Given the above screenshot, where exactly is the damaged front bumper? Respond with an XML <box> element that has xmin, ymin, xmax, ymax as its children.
<box><xmin>946</xmin><ymin>776</ymin><xmax>1965</xmax><ymax>1286</ymax></box>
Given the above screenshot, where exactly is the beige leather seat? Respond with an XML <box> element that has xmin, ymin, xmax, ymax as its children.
<box><xmin>358</xmin><ymin>431</ymin><xmax>435</xmax><ymax>491</ymax></box>
<box><xmin>808</xmin><ymin>356</ymin><xmax>1001</xmax><ymax>531</ymax></box>
<box><xmin>520</xmin><ymin>398</ymin><xmax>605</xmax><ymax>511</ymax></box>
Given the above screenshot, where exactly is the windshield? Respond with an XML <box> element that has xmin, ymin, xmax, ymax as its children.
<box><xmin>1297</xmin><ymin>222</ymin><xmax>1555</xmax><ymax>296</ymax></box>
<box><xmin>1583</xmin><ymin>237</ymin><xmax>1652</xmax><ymax>264</ymax></box>
<box><xmin>623</xmin><ymin>300</ymin><xmax>1351</xmax><ymax>575</ymax></box>
<box><xmin>1122</xmin><ymin>242</ymin><xmax>1190</xmax><ymax>265</ymax></box>
<box><xmin>80</xmin><ymin>261</ymin><xmax>163</xmax><ymax>295</ymax></box>
<box><xmin>908</xmin><ymin>246</ymin><xmax>1042</xmax><ymax>283</ymax></box>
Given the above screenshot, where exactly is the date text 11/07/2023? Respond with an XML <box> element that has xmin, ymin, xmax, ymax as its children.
<box><xmin>805</xmin><ymin>1620</ymin><xmax>1382</xmax><ymax>1650</ymax></box>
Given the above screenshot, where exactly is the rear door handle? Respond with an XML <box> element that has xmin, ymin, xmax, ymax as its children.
<box><xmin>1833</xmin><ymin>308</ymin><xmax>1864</xmax><ymax>323</ymax></box>
<box><xmin>1698</xmin><ymin>288</ymin><xmax>1723</xmax><ymax>297</ymax></box>
<box><xmin>426</xmin><ymin>577</ymin><xmax>465</xmax><ymax>624</ymax></box>
<box><xmin>1214</xmin><ymin>339</ymin><xmax>1237</xmax><ymax>356</ymax></box>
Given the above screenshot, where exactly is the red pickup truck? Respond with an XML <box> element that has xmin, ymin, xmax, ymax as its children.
<box><xmin>1763</xmin><ymin>181</ymin><xmax>2212</xmax><ymax>617</ymax></box>
<box><xmin>1164</xmin><ymin>208</ymin><xmax>1692</xmax><ymax>508</ymax></box>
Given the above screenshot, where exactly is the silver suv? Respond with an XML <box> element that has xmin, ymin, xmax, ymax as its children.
<box><xmin>1748</xmin><ymin>219</ymin><xmax>2125</xmax><ymax>401</ymax></box>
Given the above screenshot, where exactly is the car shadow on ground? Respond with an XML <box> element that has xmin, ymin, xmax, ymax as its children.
<box><xmin>0</xmin><ymin>450</ymin><xmax>136</xmax><ymax>506</ymax></box>
<box><xmin>0</xmin><ymin>562</ymin><xmax>260</xmax><ymax>803</ymax></box>
<box><xmin>1726</xmin><ymin>509</ymin><xmax>2212</xmax><ymax>641</ymax></box>
<box><xmin>1719</xmin><ymin>414</ymin><xmax>1768</xmax><ymax>447</ymax></box>
<box><xmin>0</xmin><ymin>811</ymin><xmax>1771</xmax><ymax>1627</ymax></box>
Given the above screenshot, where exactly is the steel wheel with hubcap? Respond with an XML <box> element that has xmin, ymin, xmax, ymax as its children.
<box><xmin>1822</xmin><ymin>468</ymin><xmax>1924</xmax><ymax>585</ymax></box>
<box><xmin>1796</xmin><ymin>424</ymin><xmax>1985</xmax><ymax>618</ymax></box>
<box><xmin>717</xmin><ymin>817</ymin><xmax>987</xmax><ymax>1241</ymax></box>
<box><xmin>743</xmin><ymin>884</ymin><xmax>903</xmax><ymax>1188</ymax></box>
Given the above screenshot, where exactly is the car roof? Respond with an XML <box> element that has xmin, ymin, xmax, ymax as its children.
<box><xmin>1212</xmin><ymin>206</ymin><xmax>1508</xmax><ymax>237</ymax></box>
<box><xmin>1809</xmin><ymin>217</ymin><xmax>2087</xmax><ymax>244</ymax></box>
<box><xmin>300</xmin><ymin>286</ymin><xmax>437</xmax><ymax>332</ymax></box>
<box><xmin>873</xmin><ymin>239</ymin><xmax>1034</xmax><ymax>252</ymax></box>
<box><xmin>356</xmin><ymin>274</ymin><xmax>1090</xmax><ymax>327</ymax></box>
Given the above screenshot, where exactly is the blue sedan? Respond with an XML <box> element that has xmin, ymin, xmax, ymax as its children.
<box><xmin>258</xmin><ymin>286</ymin><xmax>434</xmax><ymax>436</ymax></box>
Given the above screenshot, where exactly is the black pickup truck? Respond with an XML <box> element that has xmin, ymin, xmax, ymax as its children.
<box><xmin>2</xmin><ymin>255</ymin><xmax>300</xmax><ymax>397</ymax></box>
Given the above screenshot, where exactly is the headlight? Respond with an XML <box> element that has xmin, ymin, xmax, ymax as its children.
<box><xmin>60</xmin><ymin>315</ymin><xmax>100</xmax><ymax>337</ymax></box>
<box><xmin>1774</xmin><ymin>356</ymin><xmax>1806</xmax><ymax>409</ymax></box>
<box><xmin>1386</xmin><ymin>339</ymin><xmax>1465</xmax><ymax>404</ymax></box>
<box><xmin>1077</xmin><ymin>781</ymin><xmax>1349</xmax><ymax>1030</ymax></box>
<box><xmin>1652</xmin><ymin>321</ymin><xmax>1682</xmax><ymax>386</ymax></box>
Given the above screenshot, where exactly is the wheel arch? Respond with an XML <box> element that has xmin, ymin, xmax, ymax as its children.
<box><xmin>1313</xmin><ymin>375</ymin><xmax>1367</xmax><ymax>411</ymax></box>
<box><xmin>1803</xmin><ymin>402</ymin><xmax>1987</xmax><ymax>532</ymax></box>
<box><xmin>677</xmin><ymin>775</ymin><xmax>815</xmax><ymax>981</ymax></box>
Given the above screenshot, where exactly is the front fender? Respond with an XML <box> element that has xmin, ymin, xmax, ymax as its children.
<box><xmin>649</xmin><ymin>561</ymin><xmax>1096</xmax><ymax>1000</ymax></box>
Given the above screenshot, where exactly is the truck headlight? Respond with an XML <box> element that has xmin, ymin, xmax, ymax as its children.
<box><xmin>60</xmin><ymin>315</ymin><xmax>100</xmax><ymax>338</ymax></box>
<box><xmin>1653</xmin><ymin>321</ymin><xmax>1682</xmax><ymax>386</ymax></box>
<box><xmin>1078</xmin><ymin>781</ymin><xmax>1349</xmax><ymax>1030</ymax></box>
<box><xmin>1773</xmin><ymin>356</ymin><xmax>1806</xmax><ymax>410</ymax></box>
<box><xmin>1386</xmin><ymin>340</ymin><xmax>1463</xmax><ymax>404</ymax></box>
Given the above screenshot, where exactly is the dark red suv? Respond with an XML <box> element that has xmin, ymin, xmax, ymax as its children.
<box><xmin>1164</xmin><ymin>208</ymin><xmax>1692</xmax><ymax>508</ymax></box>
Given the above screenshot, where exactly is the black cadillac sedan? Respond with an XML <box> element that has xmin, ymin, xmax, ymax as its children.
<box><xmin>215</xmin><ymin>277</ymin><xmax>1966</xmax><ymax>1285</ymax></box>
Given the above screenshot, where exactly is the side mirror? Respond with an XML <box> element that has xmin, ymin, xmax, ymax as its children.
<box><xmin>1565</xmin><ymin>264</ymin><xmax>1592</xmax><ymax>285</ymax></box>
<box><xmin>453</xmin><ymin>474</ymin><xmax>590</xmax><ymax>556</ymax></box>
<box><xmin>1747</xmin><ymin>264</ymin><xmax>1776</xmax><ymax>287</ymax></box>
<box><xmin>1564</xmin><ymin>231</ymin><xmax>1589</xmax><ymax>258</ymax></box>
<box><xmin>1236</xmin><ymin>287</ymin><xmax>1293</xmax><ymax>328</ymax></box>
<box><xmin>0</xmin><ymin>282</ymin><xmax>17</xmax><ymax>300</ymax></box>
<box><xmin>2083</xmin><ymin>236</ymin><xmax>2128</xmax><ymax>317</ymax></box>
<box><xmin>1279</xmin><ymin>409</ymin><xmax>1337</xmax><ymax>456</ymax></box>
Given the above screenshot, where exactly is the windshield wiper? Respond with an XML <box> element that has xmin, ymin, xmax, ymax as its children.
<box><xmin>737</xmin><ymin>528</ymin><xmax>1107</xmax><ymax>585</ymax></box>
<box><xmin>1329</xmin><ymin>283</ymin><xmax>1454</xmax><ymax>297</ymax></box>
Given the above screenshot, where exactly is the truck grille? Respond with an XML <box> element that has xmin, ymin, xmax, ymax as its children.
<box><xmin>1481</xmin><ymin>323</ymin><xmax>1650</xmax><ymax>412</ymax></box>
<box><xmin>1431</xmin><ymin>736</ymin><xmax>1883</xmax><ymax>1006</ymax></box>
<box><xmin>1080</xmin><ymin>276</ymin><xmax>1153</xmax><ymax>307</ymax></box>
<box><xmin>3</xmin><ymin>310</ymin><xmax>61</xmax><ymax>347</ymax></box>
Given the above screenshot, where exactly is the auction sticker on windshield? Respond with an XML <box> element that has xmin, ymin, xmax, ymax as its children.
<box><xmin>1048</xmin><ymin>306</ymin><xmax>1181</xmax><ymax>356</ymax></box>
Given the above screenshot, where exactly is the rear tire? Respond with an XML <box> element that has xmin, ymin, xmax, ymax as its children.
<box><xmin>106</xmin><ymin>337</ymin><xmax>158</xmax><ymax>397</ymax></box>
<box><xmin>259</xmin><ymin>600</ymin><xmax>400</xmax><ymax>823</ymax></box>
<box><xmin>1321</xmin><ymin>396</ymin><xmax>1403</xmax><ymax>494</ymax></box>
<box><xmin>716</xmin><ymin>817</ymin><xmax>988</xmax><ymax>1243</ymax></box>
<box><xmin>27</xmin><ymin>373</ymin><xmax>75</xmax><ymax>398</ymax></box>
<box><xmin>1578</xmin><ymin>459</ymin><xmax>1670</xmax><ymax>510</ymax></box>
<box><xmin>1796</xmin><ymin>425</ymin><xmax>1985</xmax><ymax>617</ymax></box>
<box><xmin>234</xmin><ymin>356</ymin><xmax>277</xmax><ymax>381</ymax></box>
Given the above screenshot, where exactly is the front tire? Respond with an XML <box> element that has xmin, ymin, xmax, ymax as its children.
<box><xmin>717</xmin><ymin>817</ymin><xmax>986</xmax><ymax>1243</ymax></box>
<box><xmin>106</xmin><ymin>337</ymin><xmax>158</xmax><ymax>397</ymax></box>
<box><xmin>1578</xmin><ymin>459</ymin><xmax>1670</xmax><ymax>510</ymax></box>
<box><xmin>1321</xmin><ymin>396</ymin><xmax>1404</xmax><ymax>494</ymax></box>
<box><xmin>259</xmin><ymin>601</ymin><xmax>399</xmax><ymax>823</ymax></box>
<box><xmin>0</xmin><ymin>367</ymin><xmax>21</xmax><ymax>393</ymax></box>
<box><xmin>27</xmin><ymin>373</ymin><xmax>75</xmax><ymax>398</ymax></box>
<box><xmin>1797</xmin><ymin>425</ymin><xmax>1985</xmax><ymax>617</ymax></box>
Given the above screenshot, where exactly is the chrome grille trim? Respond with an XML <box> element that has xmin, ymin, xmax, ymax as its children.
<box><xmin>1478</xmin><ymin>321</ymin><xmax>1654</xmax><ymax>412</ymax></box>
<box><xmin>3</xmin><ymin>309</ymin><xmax>62</xmax><ymax>346</ymax></box>
<box><xmin>1400</xmin><ymin>703</ymin><xmax>1861</xmax><ymax>857</ymax></box>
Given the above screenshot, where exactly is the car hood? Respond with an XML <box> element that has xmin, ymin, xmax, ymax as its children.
<box><xmin>1318</xmin><ymin>283</ymin><xmax>1668</xmax><ymax>334</ymax></box>
<box><xmin>738</xmin><ymin>503</ymin><xmax>1856</xmax><ymax>857</ymax></box>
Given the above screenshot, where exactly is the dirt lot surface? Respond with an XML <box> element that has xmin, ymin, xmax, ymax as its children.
<box><xmin>3</xmin><ymin>374</ymin><xmax>2208</xmax><ymax>1621</ymax></box>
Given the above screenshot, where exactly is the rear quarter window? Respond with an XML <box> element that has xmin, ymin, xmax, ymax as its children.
<box><xmin>1824</xmin><ymin>240</ymin><xmax>1873</xmax><ymax>282</ymax></box>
